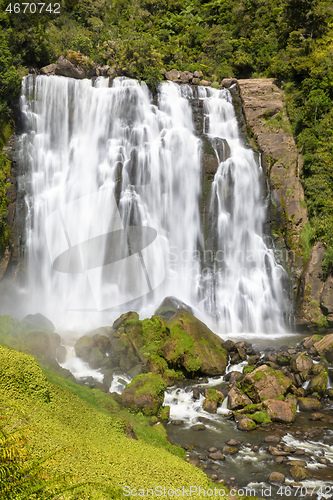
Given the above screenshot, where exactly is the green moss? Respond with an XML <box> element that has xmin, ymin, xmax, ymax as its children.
<box><xmin>243</xmin><ymin>365</ymin><xmax>255</xmax><ymax>375</ymax></box>
<box><xmin>248</xmin><ymin>411</ymin><xmax>271</xmax><ymax>424</ymax></box>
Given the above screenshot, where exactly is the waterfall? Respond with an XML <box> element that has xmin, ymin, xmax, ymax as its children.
<box><xmin>17</xmin><ymin>75</ymin><xmax>287</xmax><ymax>334</ymax></box>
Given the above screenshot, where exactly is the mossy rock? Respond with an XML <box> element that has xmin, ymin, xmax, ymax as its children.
<box><xmin>240</xmin><ymin>364</ymin><xmax>292</xmax><ymax>402</ymax></box>
<box><xmin>0</xmin><ymin>345</ymin><xmax>50</xmax><ymax>402</ymax></box>
<box><xmin>290</xmin><ymin>466</ymin><xmax>311</xmax><ymax>481</ymax></box>
<box><xmin>306</xmin><ymin>371</ymin><xmax>328</xmax><ymax>397</ymax></box>
<box><xmin>237</xmin><ymin>416</ymin><xmax>256</xmax><ymax>431</ymax></box>
<box><xmin>165</xmin><ymin>309</ymin><xmax>228</xmax><ymax>376</ymax></box>
<box><xmin>121</xmin><ymin>373</ymin><xmax>166</xmax><ymax>416</ymax></box>
<box><xmin>249</xmin><ymin>411</ymin><xmax>271</xmax><ymax>424</ymax></box>
<box><xmin>113</xmin><ymin>309</ymin><xmax>227</xmax><ymax>378</ymax></box>
<box><xmin>203</xmin><ymin>388</ymin><xmax>224</xmax><ymax>414</ymax></box>
<box><xmin>243</xmin><ymin>365</ymin><xmax>255</xmax><ymax>375</ymax></box>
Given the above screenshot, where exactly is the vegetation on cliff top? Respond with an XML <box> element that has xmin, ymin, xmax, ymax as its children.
<box><xmin>0</xmin><ymin>0</ymin><xmax>333</xmax><ymax>271</ymax></box>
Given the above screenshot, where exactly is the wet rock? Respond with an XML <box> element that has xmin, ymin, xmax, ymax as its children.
<box><xmin>268</xmin><ymin>446</ymin><xmax>289</xmax><ymax>456</ymax></box>
<box><xmin>237</xmin><ymin>417</ymin><xmax>256</xmax><ymax>431</ymax></box>
<box><xmin>302</xmin><ymin>334</ymin><xmax>324</xmax><ymax>349</ymax></box>
<box><xmin>306</xmin><ymin>371</ymin><xmax>328</xmax><ymax>397</ymax></box>
<box><xmin>226</xmin><ymin>371</ymin><xmax>244</xmax><ymax>384</ymax></box>
<box><xmin>327</xmin><ymin>388</ymin><xmax>333</xmax><ymax>399</ymax></box>
<box><xmin>208</xmin><ymin>452</ymin><xmax>225</xmax><ymax>460</ymax></box>
<box><xmin>171</xmin><ymin>420</ymin><xmax>183</xmax><ymax>426</ymax></box>
<box><xmin>222</xmin><ymin>446</ymin><xmax>239</xmax><ymax>455</ymax></box>
<box><xmin>276</xmin><ymin>353</ymin><xmax>292</xmax><ymax>366</ymax></box>
<box><xmin>189</xmin><ymin>458</ymin><xmax>200</xmax><ymax>467</ymax></box>
<box><xmin>74</xmin><ymin>335</ymin><xmax>104</xmax><ymax>368</ymax></box>
<box><xmin>192</xmin><ymin>388</ymin><xmax>201</xmax><ymax>400</ymax></box>
<box><xmin>206</xmin><ymin>447</ymin><xmax>218</xmax><ymax>453</ymax></box>
<box><xmin>227</xmin><ymin>386</ymin><xmax>252</xmax><ymax>410</ymax></box>
<box><xmin>291</xmin><ymin>353</ymin><xmax>313</xmax><ymax>374</ymax></box>
<box><xmin>286</xmin><ymin>460</ymin><xmax>306</xmax><ymax>467</ymax></box>
<box><xmin>314</xmin><ymin>333</ymin><xmax>333</xmax><ymax>363</ymax></box>
<box><xmin>308</xmin><ymin>412</ymin><xmax>325</xmax><ymax>421</ymax></box>
<box><xmin>240</xmin><ymin>364</ymin><xmax>292</xmax><ymax>402</ymax></box>
<box><xmin>193</xmin><ymin>70</ymin><xmax>203</xmax><ymax>78</ymax></box>
<box><xmin>262</xmin><ymin>399</ymin><xmax>296</xmax><ymax>423</ymax></box>
<box><xmin>263</xmin><ymin>435</ymin><xmax>281</xmax><ymax>443</ymax></box>
<box><xmin>226</xmin><ymin>439</ymin><xmax>241</xmax><ymax>446</ymax></box>
<box><xmin>203</xmin><ymin>388</ymin><xmax>224</xmax><ymax>414</ymax></box>
<box><xmin>222</xmin><ymin>340</ymin><xmax>236</xmax><ymax>352</ymax></box>
<box><xmin>191</xmin><ymin>424</ymin><xmax>206</xmax><ymax>431</ymax></box>
<box><xmin>248</xmin><ymin>354</ymin><xmax>260</xmax><ymax>365</ymax></box>
<box><xmin>275</xmin><ymin>456</ymin><xmax>284</xmax><ymax>464</ymax></box>
<box><xmin>269</xmin><ymin>472</ymin><xmax>285</xmax><ymax>483</ymax></box>
<box><xmin>200</xmin><ymin>80</ymin><xmax>211</xmax><ymax>86</ymax></box>
<box><xmin>290</xmin><ymin>466</ymin><xmax>310</xmax><ymax>481</ymax></box>
<box><xmin>121</xmin><ymin>373</ymin><xmax>166</xmax><ymax>416</ymax></box>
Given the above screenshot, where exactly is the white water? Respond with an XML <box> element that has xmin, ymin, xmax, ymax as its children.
<box><xmin>17</xmin><ymin>75</ymin><xmax>287</xmax><ymax>335</ymax></box>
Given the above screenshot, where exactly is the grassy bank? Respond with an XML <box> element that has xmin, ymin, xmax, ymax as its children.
<box><xmin>0</xmin><ymin>343</ymin><xmax>236</xmax><ymax>499</ymax></box>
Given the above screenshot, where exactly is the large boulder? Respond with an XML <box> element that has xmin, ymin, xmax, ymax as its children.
<box><xmin>23</xmin><ymin>313</ymin><xmax>55</xmax><ymax>333</ymax></box>
<box><xmin>121</xmin><ymin>373</ymin><xmax>166</xmax><ymax>416</ymax></box>
<box><xmin>165</xmin><ymin>309</ymin><xmax>228</xmax><ymax>376</ymax></box>
<box><xmin>262</xmin><ymin>399</ymin><xmax>296</xmax><ymax>423</ymax></box>
<box><xmin>314</xmin><ymin>334</ymin><xmax>333</xmax><ymax>363</ymax></box>
<box><xmin>55</xmin><ymin>55</ymin><xmax>86</xmax><ymax>79</ymax></box>
<box><xmin>240</xmin><ymin>365</ymin><xmax>292</xmax><ymax>403</ymax></box>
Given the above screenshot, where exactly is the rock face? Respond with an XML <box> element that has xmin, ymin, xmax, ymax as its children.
<box><xmin>238</xmin><ymin>79</ymin><xmax>307</xmax><ymax>251</ymax></box>
<box><xmin>296</xmin><ymin>242</ymin><xmax>327</xmax><ymax>327</ymax></box>
<box><xmin>240</xmin><ymin>364</ymin><xmax>292</xmax><ymax>403</ymax></box>
<box><xmin>121</xmin><ymin>373</ymin><xmax>166</xmax><ymax>416</ymax></box>
<box><xmin>320</xmin><ymin>276</ymin><xmax>333</xmax><ymax>323</ymax></box>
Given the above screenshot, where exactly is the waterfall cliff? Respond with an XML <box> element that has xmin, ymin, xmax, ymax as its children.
<box><xmin>17</xmin><ymin>75</ymin><xmax>288</xmax><ymax>333</ymax></box>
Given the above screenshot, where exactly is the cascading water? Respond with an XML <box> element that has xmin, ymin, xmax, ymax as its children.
<box><xmin>198</xmin><ymin>86</ymin><xmax>287</xmax><ymax>334</ymax></box>
<box><xmin>17</xmin><ymin>75</ymin><xmax>287</xmax><ymax>334</ymax></box>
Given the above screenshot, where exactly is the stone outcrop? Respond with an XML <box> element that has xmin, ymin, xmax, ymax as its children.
<box><xmin>237</xmin><ymin>78</ymin><xmax>308</xmax><ymax>282</ymax></box>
